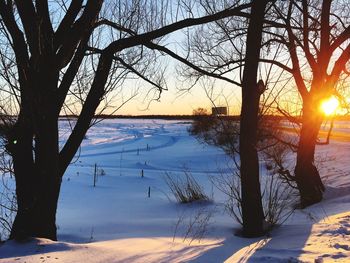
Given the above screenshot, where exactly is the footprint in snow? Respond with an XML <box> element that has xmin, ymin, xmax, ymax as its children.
<box><xmin>330</xmin><ymin>252</ymin><xmax>348</xmax><ymax>259</ymax></box>
<box><xmin>319</xmin><ymin>226</ymin><xmax>350</xmax><ymax>236</ymax></box>
<box><xmin>338</xmin><ymin>220</ymin><xmax>350</xmax><ymax>227</ymax></box>
<box><xmin>333</xmin><ymin>243</ymin><xmax>350</xmax><ymax>251</ymax></box>
<box><xmin>336</xmin><ymin>226</ymin><xmax>350</xmax><ymax>235</ymax></box>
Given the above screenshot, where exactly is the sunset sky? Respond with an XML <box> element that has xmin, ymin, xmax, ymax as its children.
<box><xmin>103</xmin><ymin>29</ymin><xmax>244</xmax><ymax>116</ymax></box>
<box><xmin>116</xmin><ymin>83</ymin><xmax>242</xmax><ymax>115</ymax></box>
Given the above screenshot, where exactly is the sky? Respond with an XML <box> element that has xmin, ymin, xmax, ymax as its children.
<box><xmin>101</xmin><ymin>28</ymin><xmax>244</xmax><ymax>116</ymax></box>
<box><xmin>3</xmin><ymin>2</ymin><xmax>347</xmax><ymax>117</ymax></box>
<box><xmin>115</xmin><ymin>82</ymin><xmax>242</xmax><ymax>116</ymax></box>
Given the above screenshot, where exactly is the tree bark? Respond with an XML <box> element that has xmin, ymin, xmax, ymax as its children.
<box><xmin>239</xmin><ymin>0</ymin><xmax>268</xmax><ymax>237</ymax></box>
<box><xmin>7</xmin><ymin>112</ymin><xmax>36</xmax><ymax>240</ymax></box>
<box><xmin>9</xmin><ymin>59</ymin><xmax>61</xmax><ymax>240</ymax></box>
<box><xmin>295</xmin><ymin>99</ymin><xmax>325</xmax><ymax>207</ymax></box>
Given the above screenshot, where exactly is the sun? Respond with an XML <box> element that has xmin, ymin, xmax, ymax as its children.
<box><xmin>320</xmin><ymin>96</ymin><xmax>339</xmax><ymax>116</ymax></box>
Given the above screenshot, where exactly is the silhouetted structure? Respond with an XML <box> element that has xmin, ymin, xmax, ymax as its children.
<box><xmin>212</xmin><ymin>107</ymin><xmax>228</xmax><ymax>116</ymax></box>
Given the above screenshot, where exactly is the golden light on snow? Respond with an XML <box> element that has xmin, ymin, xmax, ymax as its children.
<box><xmin>320</xmin><ymin>96</ymin><xmax>339</xmax><ymax>116</ymax></box>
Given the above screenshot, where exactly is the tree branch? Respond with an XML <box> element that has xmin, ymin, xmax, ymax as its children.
<box><xmin>54</xmin><ymin>0</ymin><xmax>83</xmax><ymax>51</ymax></box>
<box><xmin>14</xmin><ymin>0</ymin><xmax>39</xmax><ymax>56</ymax></box>
<box><xmin>145</xmin><ymin>42</ymin><xmax>242</xmax><ymax>87</ymax></box>
<box><xmin>55</xmin><ymin>0</ymin><xmax>103</xmax><ymax>69</ymax></box>
<box><xmin>0</xmin><ymin>1</ymin><xmax>30</xmax><ymax>89</ymax></box>
<box><xmin>59</xmin><ymin>52</ymin><xmax>113</xmax><ymax>175</ymax></box>
<box><xmin>114</xmin><ymin>55</ymin><xmax>164</xmax><ymax>92</ymax></box>
<box><xmin>35</xmin><ymin>0</ymin><xmax>54</xmax><ymax>39</ymax></box>
<box><xmin>56</xmin><ymin>31</ymin><xmax>93</xmax><ymax>114</ymax></box>
<box><xmin>106</xmin><ymin>3</ymin><xmax>252</xmax><ymax>53</ymax></box>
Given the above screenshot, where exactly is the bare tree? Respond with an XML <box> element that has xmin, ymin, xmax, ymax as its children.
<box><xmin>0</xmin><ymin>0</ymin><xmax>251</xmax><ymax>241</ymax></box>
<box><xmin>185</xmin><ymin>0</ymin><xmax>350</xmax><ymax>209</ymax></box>
<box><xmin>263</xmin><ymin>0</ymin><xmax>350</xmax><ymax>206</ymax></box>
<box><xmin>155</xmin><ymin>0</ymin><xmax>273</xmax><ymax>236</ymax></box>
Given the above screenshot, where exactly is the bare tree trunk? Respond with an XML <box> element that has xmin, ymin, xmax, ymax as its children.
<box><xmin>10</xmin><ymin>153</ymin><xmax>61</xmax><ymax>240</ymax></box>
<box><xmin>30</xmin><ymin>115</ymin><xmax>61</xmax><ymax>240</ymax></box>
<box><xmin>239</xmin><ymin>0</ymin><xmax>268</xmax><ymax>237</ymax></box>
<box><xmin>9</xmin><ymin>66</ymin><xmax>62</xmax><ymax>240</ymax></box>
<box><xmin>295</xmin><ymin>100</ymin><xmax>325</xmax><ymax>207</ymax></box>
<box><xmin>7</xmin><ymin>113</ymin><xmax>36</xmax><ymax>240</ymax></box>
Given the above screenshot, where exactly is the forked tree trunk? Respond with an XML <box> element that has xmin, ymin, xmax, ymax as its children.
<box><xmin>1</xmin><ymin>0</ymin><xmax>102</xmax><ymax>241</ymax></box>
<box><xmin>239</xmin><ymin>0</ymin><xmax>267</xmax><ymax>237</ymax></box>
<box><xmin>295</xmin><ymin>101</ymin><xmax>325</xmax><ymax>207</ymax></box>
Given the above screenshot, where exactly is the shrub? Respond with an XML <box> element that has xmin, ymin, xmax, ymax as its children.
<box><xmin>189</xmin><ymin>114</ymin><xmax>239</xmax><ymax>157</ymax></box>
<box><xmin>212</xmin><ymin>162</ymin><xmax>297</xmax><ymax>231</ymax></box>
<box><xmin>173</xmin><ymin>207</ymin><xmax>214</xmax><ymax>244</ymax></box>
<box><xmin>0</xmin><ymin>153</ymin><xmax>16</xmax><ymax>241</ymax></box>
<box><xmin>164</xmin><ymin>171</ymin><xmax>209</xmax><ymax>203</ymax></box>
<box><xmin>190</xmin><ymin>111</ymin><xmax>299</xmax><ymax>231</ymax></box>
<box><xmin>0</xmin><ymin>117</ymin><xmax>16</xmax><ymax>241</ymax></box>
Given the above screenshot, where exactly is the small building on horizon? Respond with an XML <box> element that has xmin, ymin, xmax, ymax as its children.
<box><xmin>211</xmin><ymin>106</ymin><xmax>228</xmax><ymax>116</ymax></box>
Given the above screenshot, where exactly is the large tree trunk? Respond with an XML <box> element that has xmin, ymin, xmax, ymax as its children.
<box><xmin>7</xmin><ymin>113</ymin><xmax>36</xmax><ymax>240</ymax></box>
<box><xmin>9</xmin><ymin>118</ymin><xmax>61</xmax><ymax>240</ymax></box>
<box><xmin>9</xmin><ymin>68</ymin><xmax>61</xmax><ymax>240</ymax></box>
<box><xmin>239</xmin><ymin>0</ymin><xmax>267</xmax><ymax>237</ymax></box>
<box><xmin>295</xmin><ymin>100</ymin><xmax>325</xmax><ymax>207</ymax></box>
<box><xmin>31</xmin><ymin>113</ymin><xmax>61</xmax><ymax>240</ymax></box>
<box><xmin>10</xmin><ymin>157</ymin><xmax>61</xmax><ymax>241</ymax></box>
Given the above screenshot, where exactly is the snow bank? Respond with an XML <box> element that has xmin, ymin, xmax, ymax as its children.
<box><xmin>1</xmin><ymin>119</ymin><xmax>350</xmax><ymax>262</ymax></box>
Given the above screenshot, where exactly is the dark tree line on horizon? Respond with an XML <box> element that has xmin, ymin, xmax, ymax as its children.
<box><xmin>0</xmin><ymin>0</ymin><xmax>349</xmax><ymax>241</ymax></box>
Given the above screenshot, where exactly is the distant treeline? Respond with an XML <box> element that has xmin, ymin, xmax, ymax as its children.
<box><xmin>60</xmin><ymin>114</ymin><xmax>242</xmax><ymax>121</ymax></box>
<box><xmin>3</xmin><ymin>114</ymin><xmax>350</xmax><ymax>122</ymax></box>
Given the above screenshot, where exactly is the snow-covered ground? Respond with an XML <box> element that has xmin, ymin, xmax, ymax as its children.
<box><xmin>1</xmin><ymin>119</ymin><xmax>350</xmax><ymax>262</ymax></box>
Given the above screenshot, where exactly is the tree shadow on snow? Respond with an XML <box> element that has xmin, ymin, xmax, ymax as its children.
<box><xmin>0</xmin><ymin>238</ymin><xmax>72</xmax><ymax>259</ymax></box>
<box><xmin>188</xmin><ymin>234</ymin><xmax>263</xmax><ymax>263</ymax></box>
<box><xmin>189</xmin><ymin>184</ymin><xmax>350</xmax><ymax>263</ymax></box>
<box><xmin>189</xmin><ymin>222</ymin><xmax>314</xmax><ymax>262</ymax></box>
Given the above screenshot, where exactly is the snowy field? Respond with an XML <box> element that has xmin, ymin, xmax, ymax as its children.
<box><xmin>1</xmin><ymin>118</ymin><xmax>350</xmax><ymax>262</ymax></box>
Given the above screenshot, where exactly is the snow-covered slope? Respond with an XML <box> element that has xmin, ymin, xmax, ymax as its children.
<box><xmin>1</xmin><ymin>119</ymin><xmax>350</xmax><ymax>263</ymax></box>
